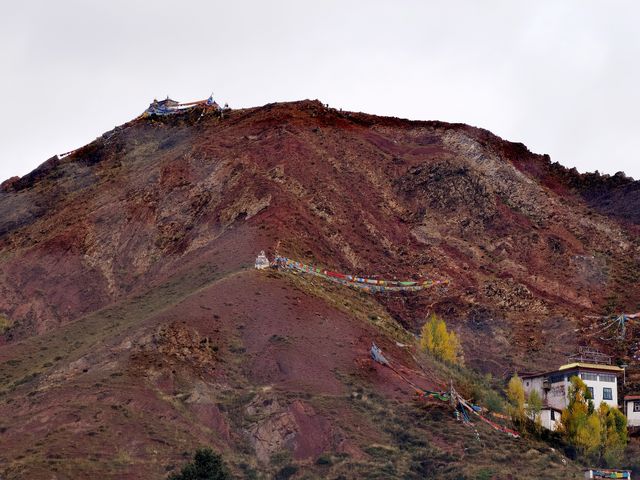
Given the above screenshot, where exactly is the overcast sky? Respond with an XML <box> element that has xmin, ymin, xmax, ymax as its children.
<box><xmin>2</xmin><ymin>0</ymin><xmax>639</xmax><ymax>182</ymax></box>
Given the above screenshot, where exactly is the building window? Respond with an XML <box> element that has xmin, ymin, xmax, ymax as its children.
<box><xmin>599</xmin><ymin>374</ymin><xmax>616</xmax><ymax>383</ymax></box>
<box><xmin>550</xmin><ymin>410</ymin><xmax>556</xmax><ymax>421</ymax></box>
<box><xmin>581</xmin><ymin>372</ymin><xmax>598</xmax><ymax>381</ymax></box>
<box><xmin>587</xmin><ymin>387</ymin><xmax>594</xmax><ymax>399</ymax></box>
<box><xmin>549</xmin><ymin>373</ymin><xmax>566</xmax><ymax>384</ymax></box>
<box><xmin>634</xmin><ymin>401</ymin><xmax>640</xmax><ymax>413</ymax></box>
<box><xmin>603</xmin><ymin>388</ymin><xmax>613</xmax><ymax>401</ymax></box>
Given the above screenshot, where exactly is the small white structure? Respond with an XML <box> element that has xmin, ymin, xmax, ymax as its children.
<box><xmin>534</xmin><ymin>406</ymin><xmax>562</xmax><ymax>431</ymax></box>
<box><xmin>255</xmin><ymin>251</ymin><xmax>270</xmax><ymax>270</ymax></box>
<box><xmin>624</xmin><ymin>395</ymin><xmax>640</xmax><ymax>427</ymax></box>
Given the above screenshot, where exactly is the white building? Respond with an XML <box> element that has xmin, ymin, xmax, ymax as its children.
<box><xmin>522</xmin><ymin>361</ymin><xmax>622</xmax><ymax>430</ymax></box>
<box><xmin>624</xmin><ymin>395</ymin><xmax>640</xmax><ymax>427</ymax></box>
<box><xmin>535</xmin><ymin>406</ymin><xmax>562</xmax><ymax>431</ymax></box>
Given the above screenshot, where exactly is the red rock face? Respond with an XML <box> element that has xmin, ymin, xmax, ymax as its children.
<box><xmin>0</xmin><ymin>100</ymin><xmax>638</xmax><ymax>478</ymax></box>
<box><xmin>2</xmin><ymin>100</ymin><xmax>637</xmax><ymax>363</ymax></box>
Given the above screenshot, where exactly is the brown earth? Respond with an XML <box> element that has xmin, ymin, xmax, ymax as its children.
<box><xmin>0</xmin><ymin>100</ymin><xmax>638</xmax><ymax>478</ymax></box>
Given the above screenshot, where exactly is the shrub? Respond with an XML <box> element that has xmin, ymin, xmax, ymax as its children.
<box><xmin>482</xmin><ymin>388</ymin><xmax>506</xmax><ymax>413</ymax></box>
<box><xmin>315</xmin><ymin>454</ymin><xmax>332</xmax><ymax>465</ymax></box>
<box><xmin>274</xmin><ymin>465</ymin><xmax>298</xmax><ymax>480</ymax></box>
<box><xmin>475</xmin><ymin>469</ymin><xmax>494</xmax><ymax>480</ymax></box>
<box><xmin>0</xmin><ymin>314</ymin><xmax>11</xmax><ymax>334</ymax></box>
<box><xmin>168</xmin><ymin>448</ymin><xmax>231</xmax><ymax>480</ymax></box>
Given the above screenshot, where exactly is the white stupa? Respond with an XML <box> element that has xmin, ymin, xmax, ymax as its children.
<box><xmin>255</xmin><ymin>251</ymin><xmax>270</xmax><ymax>270</ymax></box>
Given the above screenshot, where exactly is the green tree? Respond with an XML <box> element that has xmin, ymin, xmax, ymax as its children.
<box><xmin>169</xmin><ymin>448</ymin><xmax>231</xmax><ymax>480</ymax></box>
<box><xmin>506</xmin><ymin>374</ymin><xmax>526</xmax><ymax>428</ymax></box>
<box><xmin>419</xmin><ymin>314</ymin><xmax>464</xmax><ymax>365</ymax></box>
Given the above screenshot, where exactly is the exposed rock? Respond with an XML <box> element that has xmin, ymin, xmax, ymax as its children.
<box><xmin>246</xmin><ymin>397</ymin><xmax>338</xmax><ymax>463</ymax></box>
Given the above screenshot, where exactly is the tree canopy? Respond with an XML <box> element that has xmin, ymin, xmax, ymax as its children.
<box><xmin>419</xmin><ymin>314</ymin><xmax>464</xmax><ymax>365</ymax></box>
<box><xmin>559</xmin><ymin>376</ymin><xmax>627</xmax><ymax>465</ymax></box>
<box><xmin>506</xmin><ymin>374</ymin><xmax>526</xmax><ymax>429</ymax></box>
<box><xmin>169</xmin><ymin>448</ymin><xmax>232</xmax><ymax>480</ymax></box>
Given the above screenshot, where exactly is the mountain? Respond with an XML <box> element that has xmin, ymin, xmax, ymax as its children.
<box><xmin>0</xmin><ymin>100</ymin><xmax>638</xmax><ymax>479</ymax></box>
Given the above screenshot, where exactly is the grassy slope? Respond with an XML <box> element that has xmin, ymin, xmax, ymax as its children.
<box><xmin>0</xmin><ymin>261</ymin><xmax>585</xmax><ymax>479</ymax></box>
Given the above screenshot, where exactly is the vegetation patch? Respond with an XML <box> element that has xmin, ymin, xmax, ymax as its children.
<box><xmin>168</xmin><ymin>448</ymin><xmax>231</xmax><ymax>480</ymax></box>
<box><xmin>278</xmin><ymin>270</ymin><xmax>414</xmax><ymax>344</ymax></box>
<box><xmin>0</xmin><ymin>314</ymin><xmax>11</xmax><ymax>334</ymax></box>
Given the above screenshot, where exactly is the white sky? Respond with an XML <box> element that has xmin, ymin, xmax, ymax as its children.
<box><xmin>1</xmin><ymin>0</ymin><xmax>639</xmax><ymax>182</ymax></box>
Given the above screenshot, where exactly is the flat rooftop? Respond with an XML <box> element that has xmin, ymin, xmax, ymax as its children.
<box><xmin>522</xmin><ymin>362</ymin><xmax>623</xmax><ymax>379</ymax></box>
<box><xmin>558</xmin><ymin>362</ymin><xmax>623</xmax><ymax>372</ymax></box>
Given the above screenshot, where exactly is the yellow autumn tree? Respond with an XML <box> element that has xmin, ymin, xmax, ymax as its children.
<box><xmin>558</xmin><ymin>375</ymin><xmax>627</xmax><ymax>463</ymax></box>
<box><xmin>0</xmin><ymin>314</ymin><xmax>10</xmax><ymax>334</ymax></box>
<box><xmin>506</xmin><ymin>374</ymin><xmax>526</xmax><ymax>429</ymax></box>
<box><xmin>577</xmin><ymin>412</ymin><xmax>602</xmax><ymax>458</ymax></box>
<box><xmin>419</xmin><ymin>314</ymin><xmax>463</xmax><ymax>365</ymax></box>
<box><xmin>598</xmin><ymin>402</ymin><xmax>627</xmax><ymax>466</ymax></box>
<box><xmin>559</xmin><ymin>376</ymin><xmax>593</xmax><ymax>449</ymax></box>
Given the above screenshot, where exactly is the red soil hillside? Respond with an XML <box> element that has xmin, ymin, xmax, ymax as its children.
<box><xmin>0</xmin><ymin>100</ymin><xmax>638</xmax><ymax>478</ymax></box>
